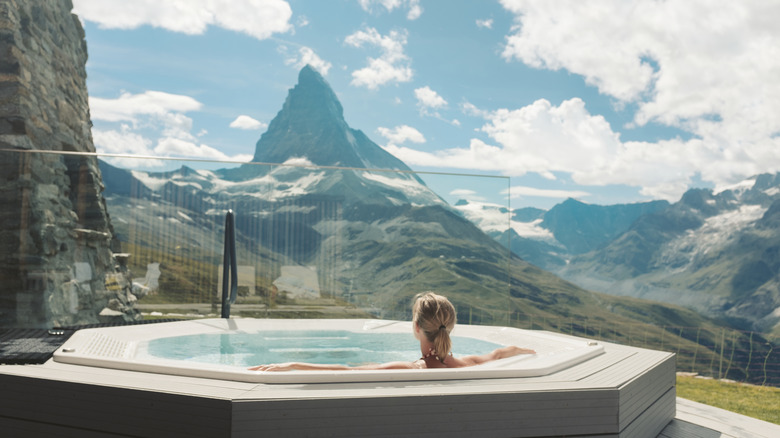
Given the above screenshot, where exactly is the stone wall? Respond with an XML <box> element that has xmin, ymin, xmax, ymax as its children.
<box><xmin>0</xmin><ymin>0</ymin><xmax>136</xmax><ymax>327</ymax></box>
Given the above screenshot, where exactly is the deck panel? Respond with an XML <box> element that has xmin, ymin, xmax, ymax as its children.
<box><xmin>537</xmin><ymin>348</ymin><xmax>635</xmax><ymax>382</ymax></box>
<box><xmin>619</xmin><ymin>387</ymin><xmax>677</xmax><ymax>438</ymax></box>
<box><xmin>618</xmin><ymin>354</ymin><xmax>676</xmax><ymax>429</ymax></box>
<box><xmin>587</xmin><ymin>348</ymin><xmax>669</xmax><ymax>387</ymax></box>
<box><xmin>2</xmin><ymin>416</ymin><xmax>129</xmax><ymax>438</ymax></box>
<box><xmin>657</xmin><ymin>419</ymin><xmax>725</xmax><ymax>438</ymax></box>
<box><xmin>0</xmin><ymin>373</ymin><xmax>231</xmax><ymax>438</ymax></box>
<box><xmin>233</xmin><ymin>394</ymin><xmax>620</xmax><ymax>438</ymax></box>
<box><xmin>670</xmin><ymin>398</ymin><xmax>780</xmax><ymax>438</ymax></box>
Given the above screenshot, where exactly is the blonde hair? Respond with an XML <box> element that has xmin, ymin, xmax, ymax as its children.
<box><xmin>412</xmin><ymin>292</ymin><xmax>457</xmax><ymax>360</ymax></box>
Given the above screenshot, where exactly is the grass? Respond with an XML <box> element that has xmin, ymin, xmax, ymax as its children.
<box><xmin>676</xmin><ymin>374</ymin><xmax>780</xmax><ymax>424</ymax></box>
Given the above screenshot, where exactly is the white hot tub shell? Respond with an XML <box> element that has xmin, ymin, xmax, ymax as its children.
<box><xmin>53</xmin><ymin>318</ymin><xmax>604</xmax><ymax>384</ymax></box>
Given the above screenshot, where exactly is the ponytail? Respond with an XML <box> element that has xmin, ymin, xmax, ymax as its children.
<box><xmin>412</xmin><ymin>292</ymin><xmax>457</xmax><ymax>360</ymax></box>
<box><xmin>432</xmin><ymin>325</ymin><xmax>452</xmax><ymax>362</ymax></box>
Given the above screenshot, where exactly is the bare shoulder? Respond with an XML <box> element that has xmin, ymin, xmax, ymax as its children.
<box><xmin>444</xmin><ymin>356</ymin><xmax>472</xmax><ymax>368</ymax></box>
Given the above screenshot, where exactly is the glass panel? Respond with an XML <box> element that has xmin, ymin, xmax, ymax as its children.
<box><xmin>0</xmin><ymin>149</ymin><xmax>510</xmax><ymax>327</ymax></box>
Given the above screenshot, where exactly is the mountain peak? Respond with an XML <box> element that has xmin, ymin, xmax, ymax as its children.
<box><xmin>285</xmin><ymin>64</ymin><xmax>344</xmax><ymax>123</ymax></box>
<box><xmin>240</xmin><ymin>66</ymin><xmax>414</xmax><ymax>174</ymax></box>
<box><xmin>298</xmin><ymin>64</ymin><xmax>326</xmax><ymax>85</ymax></box>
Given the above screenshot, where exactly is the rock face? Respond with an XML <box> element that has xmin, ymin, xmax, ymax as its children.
<box><xmin>223</xmin><ymin>65</ymin><xmax>420</xmax><ymax>182</ymax></box>
<box><xmin>0</xmin><ymin>0</ymin><xmax>137</xmax><ymax>327</ymax></box>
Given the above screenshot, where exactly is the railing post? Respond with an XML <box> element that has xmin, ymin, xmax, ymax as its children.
<box><xmin>221</xmin><ymin>209</ymin><xmax>238</xmax><ymax>318</ymax></box>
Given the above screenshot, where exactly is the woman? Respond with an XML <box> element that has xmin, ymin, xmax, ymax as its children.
<box><xmin>248</xmin><ymin>292</ymin><xmax>535</xmax><ymax>371</ymax></box>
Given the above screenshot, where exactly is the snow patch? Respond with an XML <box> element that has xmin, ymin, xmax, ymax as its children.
<box><xmin>195</xmin><ymin>169</ymin><xmax>216</xmax><ymax>178</ymax></box>
<box><xmin>282</xmin><ymin>157</ymin><xmax>314</xmax><ymax>167</ymax></box>
<box><xmin>277</xmin><ymin>205</ymin><xmax>317</xmax><ymax>214</ymax></box>
<box><xmin>455</xmin><ymin>201</ymin><xmax>509</xmax><ymax>233</ymax></box>
<box><xmin>361</xmin><ymin>172</ymin><xmax>443</xmax><ymax>205</ymax></box>
<box><xmin>207</xmin><ymin>170</ymin><xmax>327</xmax><ymax>201</ymax></box>
<box><xmin>512</xmin><ymin>219</ymin><xmax>555</xmax><ymax>240</ymax></box>
<box><xmin>765</xmin><ymin>187</ymin><xmax>780</xmax><ymax>197</ymax></box>
<box><xmin>177</xmin><ymin>211</ymin><xmax>194</xmax><ymax>222</ymax></box>
<box><xmin>131</xmin><ymin>171</ymin><xmax>168</xmax><ymax>191</ymax></box>
<box><xmin>346</xmin><ymin>130</ymin><xmax>357</xmax><ymax>147</ymax></box>
<box><xmin>658</xmin><ymin>204</ymin><xmax>767</xmax><ymax>269</ymax></box>
<box><xmin>714</xmin><ymin>177</ymin><xmax>755</xmax><ymax>196</ymax></box>
<box><xmin>170</xmin><ymin>180</ymin><xmax>202</xmax><ymax>190</ymax></box>
<box><xmin>454</xmin><ymin>201</ymin><xmax>554</xmax><ymax>239</ymax></box>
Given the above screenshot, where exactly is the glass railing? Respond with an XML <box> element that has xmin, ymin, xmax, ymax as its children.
<box><xmin>0</xmin><ymin>149</ymin><xmax>511</xmax><ymax>327</ymax></box>
<box><xmin>3</xmin><ymin>148</ymin><xmax>779</xmax><ymax>386</ymax></box>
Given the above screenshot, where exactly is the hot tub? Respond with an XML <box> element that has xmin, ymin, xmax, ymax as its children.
<box><xmin>53</xmin><ymin>318</ymin><xmax>604</xmax><ymax>383</ymax></box>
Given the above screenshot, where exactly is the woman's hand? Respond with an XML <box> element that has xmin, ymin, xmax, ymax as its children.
<box><xmin>248</xmin><ymin>362</ymin><xmax>299</xmax><ymax>372</ymax></box>
<box><xmin>494</xmin><ymin>345</ymin><xmax>536</xmax><ymax>360</ymax></box>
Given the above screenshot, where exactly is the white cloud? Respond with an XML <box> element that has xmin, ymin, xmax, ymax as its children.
<box><xmin>414</xmin><ymin>86</ymin><xmax>447</xmax><ymax>109</ymax></box>
<box><xmin>414</xmin><ymin>86</ymin><xmax>457</xmax><ymax>123</ymax></box>
<box><xmin>154</xmin><ymin>138</ymin><xmax>251</xmax><ymax>162</ymax></box>
<box><xmin>91</xmin><ymin>91</ymin><xmax>203</xmax><ymax>147</ymax></box>
<box><xmin>230</xmin><ymin>115</ymin><xmax>267</xmax><ymax>130</ymax></box>
<box><xmin>504</xmin><ymin>186</ymin><xmax>591</xmax><ymax>200</ymax></box>
<box><xmin>90</xmin><ymin>91</ymin><xmax>202</xmax><ymax>123</ymax></box>
<box><xmin>159</xmin><ymin>112</ymin><xmax>198</xmax><ymax>141</ymax></box>
<box><xmin>476</xmin><ymin>18</ymin><xmax>493</xmax><ymax>29</ymax></box>
<box><xmin>282</xmin><ymin>45</ymin><xmax>332</xmax><ymax>75</ymax></box>
<box><xmin>498</xmin><ymin>0</ymin><xmax>780</xmax><ymax>196</ymax></box>
<box><xmin>385</xmin><ymin>98</ymin><xmax>714</xmax><ymax>201</ymax></box>
<box><xmin>92</xmin><ymin>125</ymin><xmax>162</xmax><ymax>167</ymax></box>
<box><xmin>450</xmin><ymin>188</ymin><xmax>478</xmax><ymax>198</ymax></box>
<box><xmin>358</xmin><ymin>0</ymin><xmax>422</xmax><ymax>20</ymax></box>
<box><xmin>90</xmin><ymin>91</ymin><xmax>251</xmax><ymax>167</ymax></box>
<box><xmin>72</xmin><ymin>0</ymin><xmax>292</xmax><ymax>40</ymax></box>
<box><xmin>345</xmin><ymin>27</ymin><xmax>412</xmax><ymax>89</ymax></box>
<box><xmin>461</xmin><ymin>101</ymin><xmax>489</xmax><ymax>118</ymax></box>
<box><xmin>383</xmin><ymin>138</ymin><xmax>507</xmax><ymax>174</ymax></box>
<box><xmin>406</xmin><ymin>2</ymin><xmax>423</xmax><ymax>20</ymax></box>
<box><xmin>378</xmin><ymin>125</ymin><xmax>425</xmax><ymax>144</ymax></box>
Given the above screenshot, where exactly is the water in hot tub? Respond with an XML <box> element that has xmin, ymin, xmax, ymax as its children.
<box><xmin>139</xmin><ymin>330</ymin><xmax>502</xmax><ymax>367</ymax></box>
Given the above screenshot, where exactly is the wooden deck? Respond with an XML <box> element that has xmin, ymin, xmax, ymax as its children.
<box><xmin>659</xmin><ymin>398</ymin><xmax>780</xmax><ymax>438</ymax></box>
<box><xmin>0</xmin><ymin>329</ymin><xmax>687</xmax><ymax>438</ymax></box>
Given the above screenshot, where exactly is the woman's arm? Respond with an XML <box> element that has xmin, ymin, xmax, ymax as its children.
<box><xmin>453</xmin><ymin>346</ymin><xmax>535</xmax><ymax>367</ymax></box>
<box><xmin>248</xmin><ymin>360</ymin><xmax>419</xmax><ymax>372</ymax></box>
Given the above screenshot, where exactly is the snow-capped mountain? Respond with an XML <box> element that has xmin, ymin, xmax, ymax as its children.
<box><xmin>455</xmin><ymin>175</ymin><xmax>780</xmax><ymax>333</ymax></box>
<box><xmin>222</xmin><ymin>65</ymin><xmax>421</xmax><ymax>181</ymax></box>
<box><xmin>104</xmin><ymin>66</ymin><xmax>446</xmax><ymax>211</ymax></box>
<box><xmin>557</xmin><ymin>174</ymin><xmax>780</xmax><ymax>332</ymax></box>
<box><xmin>454</xmin><ymin>197</ymin><xmax>669</xmax><ymax>269</ymax></box>
<box><xmin>98</xmin><ymin>66</ymin><xmax>504</xmax><ymax>316</ymax></box>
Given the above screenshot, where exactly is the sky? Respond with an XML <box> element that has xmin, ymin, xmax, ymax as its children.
<box><xmin>71</xmin><ymin>0</ymin><xmax>780</xmax><ymax>210</ymax></box>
